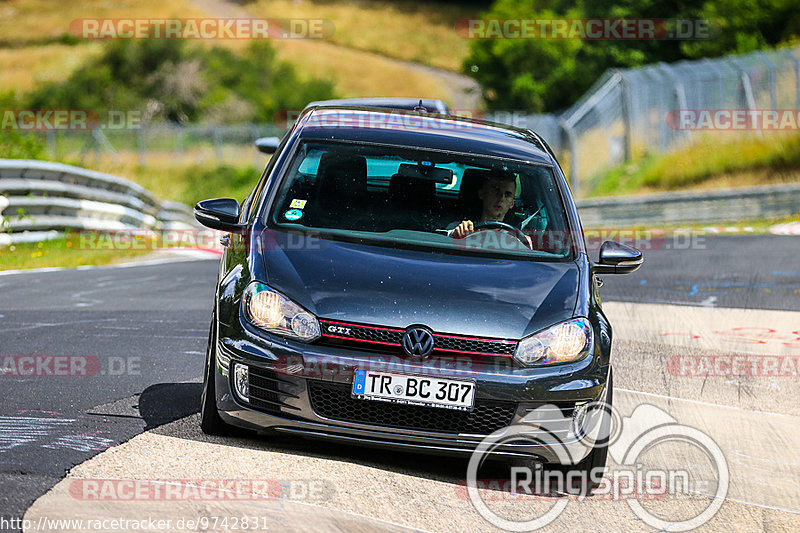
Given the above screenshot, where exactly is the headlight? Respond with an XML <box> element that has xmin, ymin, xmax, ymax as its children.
<box><xmin>242</xmin><ymin>282</ymin><xmax>320</xmax><ymax>342</ymax></box>
<box><xmin>514</xmin><ymin>317</ymin><xmax>593</xmax><ymax>366</ymax></box>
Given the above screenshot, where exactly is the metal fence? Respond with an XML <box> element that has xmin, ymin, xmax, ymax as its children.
<box><xmin>559</xmin><ymin>45</ymin><xmax>800</xmax><ymax>196</ymax></box>
<box><xmin>17</xmin><ymin>45</ymin><xmax>800</xmax><ymax>198</ymax></box>
<box><xmin>41</xmin><ymin>122</ymin><xmax>286</xmax><ymax>169</ymax></box>
<box><xmin>0</xmin><ymin>159</ymin><xmax>197</xmax><ymax>244</ymax></box>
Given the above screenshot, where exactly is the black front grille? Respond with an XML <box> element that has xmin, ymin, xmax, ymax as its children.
<box><xmin>319</xmin><ymin>320</ymin><xmax>403</xmax><ymax>346</ymax></box>
<box><xmin>318</xmin><ymin>319</ymin><xmax>518</xmax><ymax>357</ymax></box>
<box><xmin>433</xmin><ymin>334</ymin><xmax>516</xmax><ymax>356</ymax></box>
<box><xmin>308</xmin><ymin>380</ymin><xmax>517</xmax><ymax>435</ymax></box>
<box><xmin>247</xmin><ymin>366</ymin><xmax>300</xmax><ymax>413</ymax></box>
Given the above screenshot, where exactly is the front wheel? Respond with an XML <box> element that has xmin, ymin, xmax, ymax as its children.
<box><xmin>549</xmin><ymin>369</ymin><xmax>613</xmax><ymax>496</ymax></box>
<box><xmin>200</xmin><ymin>310</ymin><xmax>229</xmax><ymax>435</ymax></box>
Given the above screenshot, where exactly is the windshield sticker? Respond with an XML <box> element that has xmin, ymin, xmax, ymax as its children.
<box><xmin>290</xmin><ymin>199</ymin><xmax>307</xmax><ymax>209</ymax></box>
<box><xmin>284</xmin><ymin>209</ymin><xmax>304</xmax><ymax>221</ymax></box>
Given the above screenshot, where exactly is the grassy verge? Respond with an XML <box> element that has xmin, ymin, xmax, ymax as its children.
<box><xmin>64</xmin><ymin>152</ymin><xmax>264</xmax><ymax>205</ymax></box>
<box><xmin>589</xmin><ymin>133</ymin><xmax>800</xmax><ymax>197</ymax></box>
<box><xmin>0</xmin><ymin>232</ymin><xmax>156</xmax><ymax>271</ymax></box>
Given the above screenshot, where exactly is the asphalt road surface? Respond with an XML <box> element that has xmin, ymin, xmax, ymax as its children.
<box><xmin>1</xmin><ymin>235</ymin><xmax>799</xmax><ymax>532</ymax></box>
<box><xmin>0</xmin><ymin>258</ymin><xmax>218</xmax><ymax>528</ymax></box>
<box><xmin>597</xmin><ymin>233</ymin><xmax>800</xmax><ymax>310</ymax></box>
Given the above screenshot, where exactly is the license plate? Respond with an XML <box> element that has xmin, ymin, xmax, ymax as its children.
<box><xmin>351</xmin><ymin>369</ymin><xmax>475</xmax><ymax>411</ymax></box>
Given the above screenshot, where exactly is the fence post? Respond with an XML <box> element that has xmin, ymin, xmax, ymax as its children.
<box><xmin>175</xmin><ymin>126</ymin><xmax>184</xmax><ymax>156</ymax></box>
<box><xmin>46</xmin><ymin>131</ymin><xmax>56</xmax><ymax>159</ymax></box>
<box><xmin>729</xmin><ymin>57</ymin><xmax>762</xmax><ymax>138</ymax></box>
<box><xmin>251</xmin><ymin>123</ymin><xmax>261</xmax><ymax>168</ymax></box>
<box><xmin>782</xmin><ymin>49</ymin><xmax>800</xmax><ymax>109</ymax></box>
<box><xmin>619</xmin><ymin>72</ymin><xmax>632</xmax><ymax>162</ymax></box>
<box><xmin>213</xmin><ymin>127</ymin><xmax>222</xmax><ymax>162</ymax></box>
<box><xmin>559</xmin><ymin>121</ymin><xmax>579</xmax><ymax>196</ymax></box>
<box><xmin>755</xmin><ymin>51</ymin><xmax>777</xmax><ymax>110</ymax></box>
<box><xmin>137</xmin><ymin>125</ymin><xmax>147</xmax><ymax>166</ymax></box>
<box><xmin>657</xmin><ymin>63</ymin><xmax>691</xmax><ymax>148</ymax></box>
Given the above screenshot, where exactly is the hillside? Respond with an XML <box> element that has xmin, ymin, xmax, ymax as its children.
<box><xmin>0</xmin><ymin>0</ymin><xmax>483</xmax><ymax>108</ymax></box>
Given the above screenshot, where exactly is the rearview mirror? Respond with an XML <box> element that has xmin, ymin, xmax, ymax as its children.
<box><xmin>593</xmin><ymin>241</ymin><xmax>642</xmax><ymax>274</ymax></box>
<box><xmin>396</xmin><ymin>163</ymin><xmax>453</xmax><ymax>184</ymax></box>
<box><xmin>194</xmin><ymin>198</ymin><xmax>246</xmax><ymax>232</ymax></box>
<box><xmin>255</xmin><ymin>136</ymin><xmax>281</xmax><ymax>154</ymax></box>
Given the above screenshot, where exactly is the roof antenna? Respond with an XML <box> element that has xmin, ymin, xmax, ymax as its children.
<box><xmin>414</xmin><ymin>99</ymin><xmax>427</xmax><ymax>113</ymax></box>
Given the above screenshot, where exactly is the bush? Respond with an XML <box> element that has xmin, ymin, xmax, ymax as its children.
<box><xmin>180</xmin><ymin>164</ymin><xmax>261</xmax><ymax>206</ymax></box>
<box><xmin>24</xmin><ymin>37</ymin><xmax>337</xmax><ymax>125</ymax></box>
<box><xmin>0</xmin><ymin>130</ymin><xmax>46</xmax><ymax>160</ymax></box>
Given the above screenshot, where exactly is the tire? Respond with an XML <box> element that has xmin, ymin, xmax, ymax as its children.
<box><xmin>200</xmin><ymin>310</ymin><xmax>230</xmax><ymax>435</ymax></box>
<box><xmin>540</xmin><ymin>369</ymin><xmax>613</xmax><ymax>496</ymax></box>
<box><xmin>564</xmin><ymin>369</ymin><xmax>613</xmax><ymax>495</ymax></box>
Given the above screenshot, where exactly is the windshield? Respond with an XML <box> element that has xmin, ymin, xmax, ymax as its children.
<box><xmin>267</xmin><ymin>140</ymin><xmax>573</xmax><ymax>260</ymax></box>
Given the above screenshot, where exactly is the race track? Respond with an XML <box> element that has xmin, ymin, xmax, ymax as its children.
<box><xmin>2</xmin><ymin>235</ymin><xmax>799</xmax><ymax>532</ymax></box>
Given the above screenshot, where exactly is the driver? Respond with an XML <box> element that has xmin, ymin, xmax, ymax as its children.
<box><xmin>451</xmin><ymin>170</ymin><xmax>517</xmax><ymax>239</ymax></box>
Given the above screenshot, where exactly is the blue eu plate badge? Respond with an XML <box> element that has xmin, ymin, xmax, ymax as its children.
<box><xmin>352</xmin><ymin>369</ymin><xmax>366</xmax><ymax>394</ymax></box>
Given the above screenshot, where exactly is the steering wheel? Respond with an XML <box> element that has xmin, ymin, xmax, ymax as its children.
<box><xmin>471</xmin><ymin>221</ymin><xmax>532</xmax><ymax>249</ymax></box>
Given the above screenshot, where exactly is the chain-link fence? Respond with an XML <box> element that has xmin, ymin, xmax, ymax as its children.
<box><xmin>13</xmin><ymin>45</ymin><xmax>800</xmax><ymax>198</ymax></box>
<box><xmin>558</xmin><ymin>45</ymin><xmax>800</xmax><ymax>196</ymax></box>
<box><xmin>40</xmin><ymin>122</ymin><xmax>285</xmax><ymax>169</ymax></box>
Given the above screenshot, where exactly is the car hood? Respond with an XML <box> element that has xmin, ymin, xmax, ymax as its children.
<box><xmin>260</xmin><ymin>235</ymin><xmax>580</xmax><ymax>339</ymax></box>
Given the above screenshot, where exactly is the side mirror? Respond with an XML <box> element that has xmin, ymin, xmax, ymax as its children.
<box><xmin>255</xmin><ymin>136</ymin><xmax>281</xmax><ymax>154</ymax></box>
<box><xmin>593</xmin><ymin>241</ymin><xmax>642</xmax><ymax>274</ymax></box>
<box><xmin>194</xmin><ymin>198</ymin><xmax>246</xmax><ymax>232</ymax></box>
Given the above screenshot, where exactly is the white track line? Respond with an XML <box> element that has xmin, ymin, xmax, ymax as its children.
<box><xmin>617</xmin><ymin>387</ymin><xmax>798</xmax><ymax>419</ymax></box>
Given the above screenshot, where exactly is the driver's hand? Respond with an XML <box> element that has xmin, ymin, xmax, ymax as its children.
<box><xmin>452</xmin><ymin>220</ymin><xmax>474</xmax><ymax>239</ymax></box>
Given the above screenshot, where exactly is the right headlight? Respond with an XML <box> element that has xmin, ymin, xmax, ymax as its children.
<box><xmin>514</xmin><ymin>317</ymin><xmax>594</xmax><ymax>366</ymax></box>
<box><xmin>242</xmin><ymin>281</ymin><xmax>320</xmax><ymax>342</ymax></box>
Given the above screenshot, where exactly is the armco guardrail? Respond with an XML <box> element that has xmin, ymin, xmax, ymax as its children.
<box><xmin>0</xmin><ymin>159</ymin><xmax>197</xmax><ymax>244</ymax></box>
<box><xmin>4</xmin><ymin>158</ymin><xmax>796</xmax><ymax>243</ymax></box>
<box><xmin>577</xmin><ymin>182</ymin><xmax>800</xmax><ymax>228</ymax></box>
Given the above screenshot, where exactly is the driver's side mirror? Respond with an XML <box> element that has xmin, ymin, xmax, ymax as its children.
<box><xmin>593</xmin><ymin>241</ymin><xmax>642</xmax><ymax>274</ymax></box>
<box><xmin>194</xmin><ymin>198</ymin><xmax>246</xmax><ymax>232</ymax></box>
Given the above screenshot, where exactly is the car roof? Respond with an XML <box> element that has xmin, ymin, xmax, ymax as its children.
<box><xmin>304</xmin><ymin>97</ymin><xmax>449</xmax><ymax>114</ymax></box>
<box><xmin>294</xmin><ymin>107</ymin><xmax>554</xmax><ymax>166</ymax></box>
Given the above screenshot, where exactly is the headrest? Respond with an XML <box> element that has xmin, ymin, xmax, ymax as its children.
<box><xmin>315</xmin><ymin>152</ymin><xmax>368</xmax><ymax>203</ymax></box>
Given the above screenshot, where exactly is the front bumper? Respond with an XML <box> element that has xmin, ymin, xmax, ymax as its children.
<box><xmin>213</xmin><ymin>325</ymin><xmax>610</xmax><ymax>463</ymax></box>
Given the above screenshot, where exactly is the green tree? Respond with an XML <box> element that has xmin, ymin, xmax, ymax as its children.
<box><xmin>682</xmin><ymin>0</ymin><xmax>800</xmax><ymax>58</ymax></box>
<box><xmin>465</xmin><ymin>0</ymin><xmax>799</xmax><ymax>112</ymax></box>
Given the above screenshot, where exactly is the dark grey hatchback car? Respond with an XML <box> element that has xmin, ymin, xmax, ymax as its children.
<box><xmin>194</xmin><ymin>106</ymin><xmax>642</xmax><ymax>476</ymax></box>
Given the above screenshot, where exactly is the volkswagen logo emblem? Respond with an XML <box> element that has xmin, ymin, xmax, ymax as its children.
<box><xmin>402</xmin><ymin>327</ymin><xmax>434</xmax><ymax>357</ymax></box>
